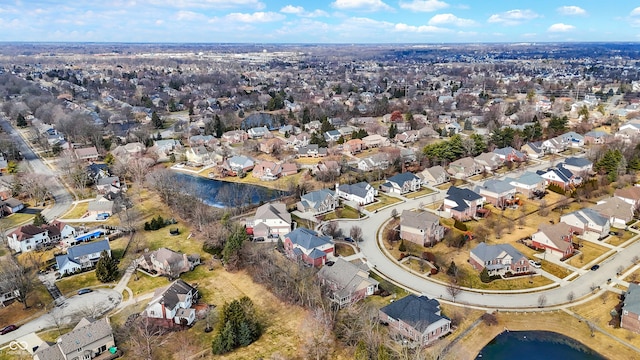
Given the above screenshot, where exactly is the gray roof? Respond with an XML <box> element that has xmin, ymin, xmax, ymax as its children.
<box><xmin>318</xmin><ymin>258</ymin><xmax>378</xmax><ymax>299</ymax></box>
<box><xmin>338</xmin><ymin>181</ymin><xmax>372</xmax><ymax>198</ymax></box>
<box><xmin>57</xmin><ymin>317</ymin><xmax>113</xmax><ymax>355</ymax></box>
<box><xmin>67</xmin><ymin>239</ymin><xmax>110</xmax><ymax>260</ymax></box>
<box><xmin>479</xmin><ymin>179</ymin><xmax>515</xmax><ymax>194</ymax></box>
<box><xmin>254</xmin><ymin>202</ymin><xmax>291</xmax><ymax>225</ymax></box>
<box><xmin>87</xmin><ymin>199</ymin><xmax>114</xmax><ymax>213</ymax></box>
<box><xmin>150</xmin><ymin>279</ymin><xmax>196</xmax><ymax>310</ymax></box>
<box><xmin>386</xmin><ymin>172</ymin><xmax>420</xmax><ymax>187</ymax></box>
<box><xmin>400</xmin><ymin>210</ymin><xmax>440</xmax><ymax>231</ymax></box>
<box><xmin>380</xmin><ymin>295</ymin><xmax>449</xmax><ymax>333</ymax></box>
<box><xmin>564</xmin><ymin>157</ymin><xmax>592</xmax><ymax>168</ymax></box>
<box><xmin>470</xmin><ymin>242</ymin><xmax>525</xmax><ymax>263</ymax></box>
<box><xmin>509</xmin><ymin>171</ymin><xmax>544</xmax><ymax>186</ymax></box>
<box><xmin>300</xmin><ymin>189</ymin><xmax>336</xmax><ymax>210</ymax></box>
<box><xmin>96</xmin><ymin>176</ymin><xmax>120</xmax><ymax>186</ymax></box>
<box><xmin>564</xmin><ymin>208</ymin><xmax>609</xmax><ymax>227</ymax></box>
<box><xmin>285</xmin><ymin>227</ymin><xmax>332</xmax><ymax>250</ymax></box>
<box><xmin>625</xmin><ymin>283</ymin><xmax>640</xmax><ymax>315</ymax></box>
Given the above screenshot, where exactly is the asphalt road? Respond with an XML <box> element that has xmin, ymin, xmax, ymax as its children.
<box><xmin>0</xmin><ymin>118</ymin><xmax>73</xmax><ymax>221</ymax></box>
<box><xmin>336</xmin><ymin>190</ymin><xmax>636</xmax><ymax>309</ymax></box>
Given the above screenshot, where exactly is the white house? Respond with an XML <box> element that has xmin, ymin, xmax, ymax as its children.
<box><xmin>7</xmin><ymin>221</ymin><xmax>75</xmax><ymax>253</ymax></box>
<box><xmin>560</xmin><ymin>208</ymin><xmax>611</xmax><ymax>239</ymax></box>
<box><xmin>246</xmin><ymin>202</ymin><xmax>292</xmax><ymax>238</ymax></box>
<box><xmin>336</xmin><ymin>182</ymin><xmax>377</xmax><ymax>205</ymax></box>
<box><xmin>144</xmin><ymin>279</ymin><xmax>198</xmax><ymax>326</ymax></box>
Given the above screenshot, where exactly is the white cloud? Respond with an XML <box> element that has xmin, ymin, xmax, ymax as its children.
<box><xmin>399</xmin><ymin>0</ymin><xmax>449</xmax><ymax>12</ymax></box>
<box><xmin>487</xmin><ymin>9</ymin><xmax>539</xmax><ymax>26</ymax></box>
<box><xmin>147</xmin><ymin>0</ymin><xmax>265</xmax><ymax>10</ymax></box>
<box><xmin>280</xmin><ymin>5</ymin><xmax>327</xmax><ymax>17</ymax></box>
<box><xmin>428</xmin><ymin>13</ymin><xmax>475</xmax><ymax>27</ymax></box>
<box><xmin>548</xmin><ymin>23</ymin><xmax>575</xmax><ymax>32</ymax></box>
<box><xmin>280</xmin><ymin>5</ymin><xmax>304</xmax><ymax>14</ymax></box>
<box><xmin>175</xmin><ymin>10</ymin><xmax>206</xmax><ymax>21</ymax></box>
<box><xmin>332</xmin><ymin>0</ymin><xmax>392</xmax><ymax>11</ymax></box>
<box><xmin>557</xmin><ymin>6</ymin><xmax>587</xmax><ymax>16</ymax></box>
<box><xmin>631</xmin><ymin>7</ymin><xmax>640</xmax><ymax>16</ymax></box>
<box><xmin>394</xmin><ymin>23</ymin><xmax>448</xmax><ymax>33</ymax></box>
<box><xmin>225</xmin><ymin>11</ymin><xmax>285</xmax><ymax>23</ymax></box>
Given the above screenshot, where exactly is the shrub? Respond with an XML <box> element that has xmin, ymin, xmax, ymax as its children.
<box><xmin>422</xmin><ymin>252</ymin><xmax>436</xmax><ymax>263</ymax></box>
<box><xmin>481</xmin><ymin>313</ymin><xmax>498</xmax><ymax>326</ymax></box>
<box><xmin>454</xmin><ymin>219</ymin><xmax>468</xmax><ymax>231</ymax></box>
<box><xmin>480</xmin><ymin>267</ymin><xmax>492</xmax><ymax>283</ymax></box>
<box><xmin>398</xmin><ymin>240</ymin><xmax>406</xmax><ymax>252</ymax></box>
<box><xmin>547</xmin><ymin>183</ymin><xmax>565</xmax><ymax>195</ymax></box>
<box><xmin>446</xmin><ymin>261</ymin><xmax>458</xmax><ymax>277</ymax></box>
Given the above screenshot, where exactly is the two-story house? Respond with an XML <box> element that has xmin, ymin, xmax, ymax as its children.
<box><xmin>400</xmin><ymin>210</ymin><xmax>446</xmax><ymax>247</ymax></box>
<box><xmin>418</xmin><ymin>166</ymin><xmax>449</xmax><ymax>186</ymax></box>
<box><xmin>246</xmin><ymin>202</ymin><xmax>292</xmax><ymax>238</ymax></box>
<box><xmin>379</xmin><ymin>295</ymin><xmax>451</xmax><ymax>346</ymax></box>
<box><xmin>283</xmin><ymin>227</ymin><xmax>334</xmax><ymax>267</ymax></box>
<box><xmin>531</xmin><ymin>222</ymin><xmax>576</xmax><ymax>258</ymax></box>
<box><xmin>33</xmin><ymin>317</ymin><xmax>116</xmax><ymax>360</ymax></box>
<box><xmin>622</xmin><ymin>283</ymin><xmax>640</xmax><ymax>334</ymax></box>
<box><xmin>137</xmin><ymin>248</ymin><xmax>200</xmax><ymax>279</ymax></box>
<box><xmin>380</xmin><ymin>172</ymin><xmax>422</xmax><ymax>195</ymax></box>
<box><xmin>336</xmin><ymin>182</ymin><xmax>377</xmax><ymax>205</ymax></box>
<box><xmin>55</xmin><ymin>239</ymin><xmax>111</xmax><ymax>275</ymax></box>
<box><xmin>476</xmin><ymin>179</ymin><xmax>516</xmax><ymax>208</ymax></box>
<box><xmin>560</xmin><ymin>208</ymin><xmax>611</xmax><ymax>239</ymax></box>
<box><xmin>469</xmin><ymin>242</ymin><xmax>529</xmax><ymax>276</ymax></box>
<box><xmin>317</xmin><ymin>258</ymin><xmax>379</xmax><ymax>308</ymax></box>
<box><xmin>297</xmin><ymin>189</ymin><xmax>340</xmax><ymax>215</ymax></box>
<box><xmin>443</xmin><ymin>186</ymin><xmax>485</xmax><ymax>221</ymax></box>
<box><xmin>145</xmin><ymin>279</ymin><xmax>198</xmax><ymax>326</ymax></box>
<box><xmin>8</xmin><ymin>221</ymin><xmax>75</xmax><ymax>253</ymax></box>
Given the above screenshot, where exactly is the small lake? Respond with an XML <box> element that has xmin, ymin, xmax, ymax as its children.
<box><xmin>172</xmin><ymin>172</ymin><xmax>288</xmax><ymax>208</ymax></box>
<box><xmin>477</xmin><ymin>331</ymin><xmax>605</xmax><ymax>360</ymax></box>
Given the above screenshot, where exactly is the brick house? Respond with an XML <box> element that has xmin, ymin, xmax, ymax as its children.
<box><xmin>469</xmin><ymin>242</ymin><xmax>529</xmax><ymax>276</ymax></box>
<box><xmin>400</xmin><ymin>210</ymin><xmax>445</xmax><ymax>247</ymax></box>
<box><xmin>379</xmin><ymin>295</ymin><xmax>451</xmax><ymax>346</ymax></box>
<box><xmin>531</xmin><ymin>222</ymin><xmax>576</xmax><ymax>258</ymax></box>
<box><xmin>283</xmin><ymin>227</ymin><xmax>334</xmax><ymax>267</ymax></box>
<box><xmin>476</xmin><ymin>179</ymin><xmax>516</xmax><ymax>208</ymax></box>
<box><xmin>622</xmin><ymin>283</ymin><xmax>640</xmax><ymax>333</ymax></box>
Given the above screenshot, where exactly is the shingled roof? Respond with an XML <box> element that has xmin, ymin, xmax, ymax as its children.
<box><xmin>380</xmin><ymin>295</ymin><xmax>449</xmax><ymax>333</ymax></box>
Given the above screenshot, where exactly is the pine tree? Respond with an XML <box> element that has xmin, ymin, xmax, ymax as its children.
<box><xmin>95</xmin><ymin>250</ymin><xmax>119</xmax><ymax>283</ymax></box>
<box><xmin>151</xmin><ymin>111</ymin><xmax>163</xmax><ymax>129</ymax></box>
<box><xmin>33</xmin><ymin>213</ymin><xmax>47</xmax><ymax>227</ymax></box>
<box><xmin>16</xmin><ymin>113</ymin><xmax>27</xmax><ymax>127</ymax></box>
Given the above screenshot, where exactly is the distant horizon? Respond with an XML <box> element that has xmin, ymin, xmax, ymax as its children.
<box><xmin>1</xmin><ymin>1</ymin><xmax>639</xmax><ymax>43</ymax></box>
<box><xmin>2</xmin><ymin>41</ymin><xmax>640</xmax><ymax>46</ymax></box>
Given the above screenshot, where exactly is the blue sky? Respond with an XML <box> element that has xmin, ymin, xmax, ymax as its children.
<box><xmin>0</xmin><ymin>1</ymin><xmax>639</xmax><ymax>43</ymax></box>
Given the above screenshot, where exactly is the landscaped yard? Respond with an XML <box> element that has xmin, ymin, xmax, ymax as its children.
<box><xmin>540</xmin><ymin>259</ymin><xmax>573</xmax><ymax>279</ymax></box>
<box><xmin>365</xmin><ymin>194</ymin><xmax>402</xmax><ymax>212</ymax></box>
<box><xmin>606</xmin><ymin>228</ymin><xmax>635</xmax><ymax>247</ymax></box>
<box><xmin>334</xmin><ymin>243</ymin><xmax>356</xmax><ymax>257</ymax></box>
<box><xmin>127</xmin><ymin>271</ymin><xmax>171</xmax><ymax>296</ymax></box>
<box><xmin>0</xmin><ymin>212</ymin><xmax>35</xmax><ymax>229</ymax></box>
<box><xmin>56</xmin><ymin>271</ymin><xmax>104</xmax><ymax>296</ymax></box>
<box><xmin>404</xmin><ymin>187</ymin><xmax>435</xmax><ymax>199</ymax></box>
<box><xmin>322</xmin><ymin>205</ymin><xmax>360</xmax><ymax>220</ymax></box>
<box><xmin>0</xmin><ymin>283</ymin><xmax>51</xmax><ymax>328</ymax></box>
<box><xmin>60</xmin><ymin>202</ymin><xmax>89</xmax><ymax>219</ymax></box>
<box><xmin>567</xmin><ymin>241</ymin><xmax>609</xmax><ymax>268</ymax></box>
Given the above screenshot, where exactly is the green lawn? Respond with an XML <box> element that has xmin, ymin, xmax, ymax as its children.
<box><xmin>56</xmin><ymin>271</ymin><xmax>104</xmax><ymax>296</ymax></box>
<box><xmin>567</xmin><ymin>241</ymin><xmax>609</xmax><ymax>268</ymax></box>
<box><xmin>0</xmin><ymin>212</ymin><xmax>35</xmax><ymax>228</ymax></box>
<box><xmin>365</xmin><ymin>194</ymin><xmax>402</xmax><ymax>212</ymax></box>
<box><xmin>540</xmin><ymin>259</ymin><xmax>573</xmax><ymax>279</ymax></box>
<box><xmin>60</xmin><ymin>202</ymin><xmax>89</xmax><ymax>219</ymax></box>
<box><xmin>335</xmin><ymin>243</ymin><xmax>356</xmax><ymax>257</ymax></box>
<box><xmin>404</xmin><ymin>187</ymin><xmax>435</xmax><ymax>199</ymax></box>
<box><xmin>128</xmin><ymin>271</ymin><xmax>171</xmax><ymax>296</ymax></box>
<box><xmin>322</xmin><ymin>206</ymin><xmax>360</xmax><ymax>220</ymax></box>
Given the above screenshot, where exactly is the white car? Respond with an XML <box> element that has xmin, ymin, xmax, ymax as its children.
<box><xmin>528</xmin><ymin>259</ymin><xmax>541</xmax><ymax>268</ymax></box>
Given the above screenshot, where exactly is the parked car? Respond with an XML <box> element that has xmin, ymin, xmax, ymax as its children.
<box><xmin>1</xmin><ymin>325</ymin><xmax>18</xmax><ymax>335</ymax></box>
<box><xmin>528</xmin><ymin>260</ymin><xmax>541</xmax><ymax>268</ymax></box>
<box><xmin>344</xmin><ymin>237</ymin><xmax>354</xmax><ymax>243</ymax></box>
<box><xmin>591</xmin><ymin>264</ymin><xmax>600</xmax><ymax>271</ymax></box>
<box><xmin>78</xmin><ymin>288</ymin><xmax>93</xmax><ymax>295</ymax></box>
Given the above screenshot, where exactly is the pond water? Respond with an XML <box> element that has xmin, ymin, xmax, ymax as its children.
<box><xmin>172</xmin><ymin>172</ymin><xmax>288</xmax><ymax>208</ymax></box>
<box><xmin>476</xmin><ymin>330</ymin><xmax>605</xmax><ymax>360</ymax></box>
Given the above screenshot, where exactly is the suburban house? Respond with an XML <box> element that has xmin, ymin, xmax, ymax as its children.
<box><xmin>246</xmin><ymin>202</ymin><xmax>292</xmax><ymax>238</ymax></box>
<box><xmin>469</xmin><ymin>242</ymin><xmax>529</xmax><ymax>276</ymax></box>
<box><xmin>395</xmin><ymin>130</ymin><xmax>420</xmax><ymax>143</ymax></box>
<box><xmin>283</xmin><ymin>227</ymin><xmax>334</xmax><ymax>267</ymax></box>
<box><xmin>562</xmin><ymin>157</ymin><xmax>593</xmax><ymax>176</ymax></box>
<box><xmin>537</xmin><ymin>165</ymin><xmax>582</xmax><ymax>190</ymax></box>
<box><xmin>476</xmin><ymin>179</ymin><xmax>516</xmax><ymax>208</ymax></box>
<box><xmin>280</xmin><ymin>162</ymin><xmax>298</xmax><ymax>177</ymax></box>
<box><xmin>298</xmin><ymin>144</ymin><xmax>328</xmax><ymax>158</ymax></box>
<box><xmin>223</xmin><ymin>155</ymin><xmax>255</xmax><ymax>175</ymax></box>
<box><xmin>297</xmin><ymin>189</ymin><xmax>339</xmax><ymax>215</ymax></box>
<box><xmin>55</xmin><ymin>239</ymin><xmax>111</xmax><ymax>275</ymax></box>
<box><xmin>474</xmin><ymin>152</ymin><xmax>504</xmax><ymax>172</ymax></box>
<box><xmin>493</xmin><ymin>146</ymin><xmax>527</xmax><ymax>162</ymax></box>
<box><xmin>137</xmin><ymin>248</ymin><xmax>200</xmax><ymax>278</ymax></box>
<box><xmin>443</xmin><ymin>186</ymin><xmax>485</xmax><ymax>221</ymax></box>
<box><xmin>144</xmin><ymin>279</ymin><xmax>199</xmax><ymax>326</ymax></box>
<box><xmin>621</xmin><ymin>283</ymin><xmax>640</xmax><ymax>333</ymax></box>
<box><xmin>95</xmin><ymin>176</ymin><xmax>121</xmax><ymax>194</ymax></box>
<box><xmin>584</xmin><ymin>130</ymin><xmax>611</xmax><ymax>145</ymax></box>
<box><xmin>344</xmin><ymin>138</ymin><xmax>364</xmax><ymax>154</ymax></box>
<box><xmin>506</xmin><ymin>172</ymin><xmax>545</xmax><ymax>198</ymax></box>
<box><xmin>615</xmin><ymin>186</ymin><xmax>640</xmax><ymax>211</ymax></box>
<box><xmin>259</xmin><ymin>137</ymin><xmax>286</xmax><ymax>154</ymax></box>
<box><xmin>189</xmin><ymin>134</ymin><xmax>217</xmax><ymax>147</ymax></box>
<box><xmin>0</xmin><ymin>197</ymin><xmax>24</xmax><ymax>215</ymax></box>
<box><xmin>447</xmin><ymin>157</ymin><xmax>483</xmax><ymax>179</ymax></box>
<box><xmin>247</xmin><ymin>126</ymin><xmax>271</xmax><ymax>139</ymax></box>
<box><xmin>221</xmin><ymin>130</ymin><xmax>248</xmax><ymax>144</ymax></box>
<box><xmin>358</xmin><ymin>153</ymin><xmax>390</xmax><ymax>172</ymax></box>
<box><xmin>531</xmin><ymin>222</ymin><xmax>576</xmax><ymax>258</ymax></box>
<box><xmin>87</xmin><ymin>196</ymin><xmax>115</xmax><ymax>218</ymax></box>
<box><xmin>74</xmin><ymin>146</ymin><xmax>100</xmax><ymax>161</ymax></box>
<box><xmin>362</xmin><ymin>134</ymin><xmax>390</xmax><ymax>148</ymax></box>
<box><xmin>591</xmin><ymin>197</ymin><xmax>635</xmax><ymax>228</ymax></box>
<box><xmin>521</xmin><ymin>141</ymin><xmax>545</xmax><ymax>159</ymax></box>
<box><xmin>111</xmin><ymin>142</ymin><xmax>145</xmax><ymax>162</ymax></box>
<box><xmin>400</xmin><ymin>210</ymin><xmax>446</xmax><ymax>247</ymax></box>
<box><xmin>418</xmin><ymin>165</ymin><xmax>450</xmax><ymax>186</ymax></box>
<box><xmin>559</xmin><ymin>131</ymin><xmax>585</xmax><ymax>148</ymax></box>
<box><xmin>252</xmin><ymin>161</ymin><xmax>282</xmax><ymax>181</ymax></box>
<box><xmin>541</xmin><ymin>137</ymin><xmax>567</xmax><ymax>154</ymax></box>
<box><xmin>33</xmin><ymin>317</ymin><xmax>116</xmax><ymax>360</ymax></box>
<box><xmin>86</xmin><ymin>163</ymin><xmax>110</xmax><ymax>182</ymax></box>
<box><xmin>560</xmin><ymin>208</ymin><xmax>611</xmax><ymax>239</ymax></box>
<box><xmin>185</xmin><ymin>146</ymin><xmax>214</xmax><ymax>165</ymax></box>
<box><xmin>317</xmin><ymin>258</ymin><xmax>379</xmax><ymax>308</ymax></box>
<box><xmin>324</xmin><ymin>129</ymin><xmax>342</xmax><ymax>143</ymax></box>
<box><xmin>153</xmin><ymin>139</ymin><xmax>182</xmax><ymax>161</ymax></box>
<box><xmin>8</xmin><ymin>221</ymin><xmax>76</xmax><ymax>253</ymax></box>
<box><xmin>312</xmin><ymin>160</ymin><xmax>341</xmax><ymax>177</ymax></box>
<box><xmin>380</xmin><ymin>172</ymin><xmax>422</xmax><ymax>195</ymax></box>
<box><xmin>336</xmin><ymin>181</ymin><xmax>377</xmax><ymax>205</ymax></box>
<box><xmin>379</xmin><ymin>295</ymin><xmax>451</xmax><ymax>346</ymax></box>
<box><xmin>289</xmin><ymin>132</ymin><xmax>311</xmax><ymax>149</ymax></box>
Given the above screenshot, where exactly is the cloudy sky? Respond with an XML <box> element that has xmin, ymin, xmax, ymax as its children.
<box><xmin>0</xmin><ymin>1</ymin><xmax>639</xmax><ymax>43</ymax></box>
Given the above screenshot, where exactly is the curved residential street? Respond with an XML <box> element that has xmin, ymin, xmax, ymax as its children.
<box><xmin>0</xmin><ymin>117</ymin><xmax>73</xmax><ymax>221</ymax></box>
<box><xmin>335</xmin><ymin>191</ymin><xmax>638</xmax><ymax>309</ymax></box>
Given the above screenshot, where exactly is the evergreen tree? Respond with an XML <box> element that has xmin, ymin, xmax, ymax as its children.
<box><xmin>214</xmin><ymin>115</ymin><xmax>224</xmax><ymax>138</ymax></box>
<box><xmin>388</xmin><ymin>123</ymin><xmax>398</xmax><ymax>139</ymax></box>
<box><xmin>151</xmin><ymin>111</ymin><xmax>163</xmax><ymax>129</ymax></box>
<box><xmin>446</xmin><ymin>261</ymin><xmax>458</xmax><ymax>277</ymax></box>
<box><xmin>223</xmin><ymin>225</ymin><xmax>247</xmax><ymax>269</ymax></box>
<box><xmin>302</xmin><ymin>107</ymin><xmax>311</xmax><ymax>124</ymax></box>
<box><xmin>16</xmin><ymin>113</ymin><xmax>27</xmax><ymax>127</ymax></box>
<box><xmin>33</xmin><ymin>213</ymin><xmax>47</xmax><ymax>227</ymax></box>
<box><xmin>212</xmin><ymin>297</ymin><xmax>261</xmax><ymax>354</ymax></box>
<box><xmin>95</xmin><ymin>250</ymin><xmax>119</xmax><ymax>282</ymax></box>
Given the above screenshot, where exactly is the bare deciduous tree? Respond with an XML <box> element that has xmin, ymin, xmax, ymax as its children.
<box><xmin>125</xmin><ymin>317</ymin><xmax>172</xmax><ymax>360</ymax></box>
<box><xmin>350</xmin><ymin>226</ymin><xmax>363</xmax><ymax>242</ymax></box>
<box><xmin>537</xmin><ymin>294</ymin><xmax>547</xmax><ymax>308</ymax></box>
<box><xmin>0</xmin><ymin>256</ymin><xmax>37</xmax><ymax>309</ymax></box>
<box><xmin>446</xmin><ymin>281</ymin><xmax>462</xmax><ymax>302</ymax></box>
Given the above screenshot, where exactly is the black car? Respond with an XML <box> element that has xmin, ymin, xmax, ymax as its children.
<box><xmin>344</xmin><ymin>237</ymin><xmax>354</xmax><ymax>243</ymax></box>
<box><xmin>591</xmin><ymin>264</ymin><xmax>600</xmax><ymax>271</ymax></box>
<box><xmin>78</xmin><ymin>288</ymin><xmax>93</xmax><ymax>295</ymax></box>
